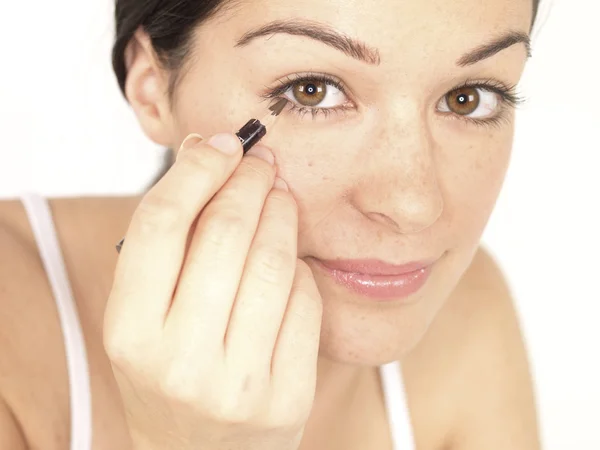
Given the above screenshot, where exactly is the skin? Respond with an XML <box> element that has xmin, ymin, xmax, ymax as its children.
<box><xmin>150</xmin><ymin>0</ymin><xmax>525</xmax><ymax>362</ymax></box>
<box><xmin>0</xmin><ymin>0</ymin><xmax>540</xmax><ymax>448</ymax></box>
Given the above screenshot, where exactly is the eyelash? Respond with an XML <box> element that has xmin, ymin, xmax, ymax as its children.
<box><xmin>262</xmin><ymin>73</ymin><xmax>352</xmax><ymax>120</ymax></box>
<box><xmin>261</xmin><ymin>73</ymin><xmax>526</xmax><ymax>128</ymax></box>
<box><xmin>446</xmin><ymin>78</ymin><xmax>526</xmax><ymax>129</ymax></box>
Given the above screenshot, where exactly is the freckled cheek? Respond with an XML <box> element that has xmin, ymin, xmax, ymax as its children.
<box><xmin>271</xmin><ymin>129</ymin><xmax>361</xmax><ymax>222</ymax></box>
<box><xmin>276</xmin><ymin>137</ymin><xmax>344</xmax><ymax>193</ymax></box>
<box><xmin>268</xmin><ymin>125</ymin><xmax>361</xmax><ymax>182</ymax></box>
<box><xmin>443</xmin><ymin>138</ymin><xmax>512</xmax><ymax>235</ymax></box>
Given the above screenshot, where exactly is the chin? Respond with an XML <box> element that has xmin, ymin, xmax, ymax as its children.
<box><xmin>312</xmin><ymin>284</ymin><xmax>443</xmax><ymax>367</ymax></box>
<box><xmin>310</xmin><ymin>250</ymin><xmax>473</xmax><ymax>367</ymax></box>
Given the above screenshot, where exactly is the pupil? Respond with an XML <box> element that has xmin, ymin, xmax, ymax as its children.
<box><xmin>458</xmin><ymin>94</ymin><xmax>467</xmax><ymax>104</ymax></box>
<box><xmin>306</xmin><ymin>84</ymin><xmax>317</xmax><ymax>95</ymax></box>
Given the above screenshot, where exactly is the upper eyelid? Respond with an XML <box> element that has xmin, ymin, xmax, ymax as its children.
<box><xmin>450</xmin><ymin>80</ymin><xmax>525</xmax><ymax>106</ymax></box>
<box><xmin>263</xmin><ymin>72</ymin><xmax>350</xmax><ymax>98</ymax></box>
<box><xmin>266</xmin><ymin>74</ymin><xmax>520</xmax><ymax>101</ymax></box>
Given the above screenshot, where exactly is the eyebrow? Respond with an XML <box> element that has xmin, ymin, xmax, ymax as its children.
<box><xmin>235</xmin><ymin>19</ymin><xmax>531</xmax><ymax>68</ymax></box>
<box><xmin>456</xmin><ymin>31</ymin><xmax>531</xmax><ymax>66</ymax></box>
<box><xmin>235</xmin><ymin>19</ymin><xmax>381</xmax><ymax>65</ymax></box>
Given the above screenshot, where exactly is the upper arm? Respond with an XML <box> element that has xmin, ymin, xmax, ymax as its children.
<box><xmin>0</xmin><ymin>203</ymin><xmax>55</xmax><ymax>450</ymax></box>
<box><xmin>0</xmin><ymin>397</ymin><xmax>28</xmax><ymax>450</ymax></box>
<box><xmin>0</xmin><ymin>209</ymin><xmax>32</xmax><ymax>450</ymax></box>
<box><xmin>447</xmin><ymin>248</ymin><xmax>541</xmax><ymax>450</ymax></box>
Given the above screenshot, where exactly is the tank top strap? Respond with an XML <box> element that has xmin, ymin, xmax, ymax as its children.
<box><xmin>19</xmin><ymin>191</ymin><xmax>93</xmax><ymax>450</ymax></box>
<box><xmin>379</xmin><ymin>360</ymin><xmax>416</xmax><ymax>449</ymax></box>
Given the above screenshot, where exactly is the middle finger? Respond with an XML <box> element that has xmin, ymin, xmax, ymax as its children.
<box><xmin>165</xmin><ymin>145</ymin><xmax>277</xmax><ymax>346</ymax></box>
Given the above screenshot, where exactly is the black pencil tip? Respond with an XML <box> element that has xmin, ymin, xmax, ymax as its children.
<box><xmin>269</xmin><ymin>98</ymin><xmax>288</xmax><ymax>116</ymax></box>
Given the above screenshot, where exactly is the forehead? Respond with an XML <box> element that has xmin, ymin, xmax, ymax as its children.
<box><xmin>223</xmin><ymin>0</ymin><xmax>532</xmax><ymax>45</ymax></box>
<box><xmin>212</xmin><ymin>0</ymin><xmax>533</xmax><ymax>74</ymax></box>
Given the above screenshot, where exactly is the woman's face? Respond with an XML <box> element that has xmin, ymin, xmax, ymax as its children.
<box><xmin>154</xmin><ymin>0</ymin><xmax>532</xmax><ymax>364</ymax></box>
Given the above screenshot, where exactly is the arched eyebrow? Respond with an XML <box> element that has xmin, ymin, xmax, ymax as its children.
<box><xmin>456</xmin><ymin>31</ymin><xmax>531</xmax><ymax>66</ymax></box>
<box><xmin>235</xmin><ymin>19</ymin><xmax>531</xmax><ymax>68</ymax></box>
<box><xmin>235</xmin><ymin>19</ymin><xmax>381</xmax><ymax>65</ymax></box>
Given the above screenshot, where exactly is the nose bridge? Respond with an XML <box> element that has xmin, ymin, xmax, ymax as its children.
<box><xmin>377</xmin><ymin>98</ymin><xmax>431</xmax><ymax>174</ymax></box>
<box><xmin>350</xmin><ymin>100</ymin><xmax>444</xmax><ymax>234</ymax></box>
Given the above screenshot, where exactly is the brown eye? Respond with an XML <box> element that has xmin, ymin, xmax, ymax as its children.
<box><xmin>292</xmin><ymin>81</ymin><xmax>327</xmax><ymax>107</ymax></box>
<box><xmin>445</xmin><ymin>87</ymin><xmax>480</xmax><ymax>115</ymax></box>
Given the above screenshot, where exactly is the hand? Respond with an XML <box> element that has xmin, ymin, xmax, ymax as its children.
<box><xmin>103</xmin><ymin>133</ymin><xmax>323</xmax><ymax>450</ymax></box>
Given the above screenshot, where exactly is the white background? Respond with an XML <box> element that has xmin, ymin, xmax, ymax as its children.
<box><xmin>1</xmin><ymin>0</ymin><xmax>599</xmax><ymax>448</ymax></box>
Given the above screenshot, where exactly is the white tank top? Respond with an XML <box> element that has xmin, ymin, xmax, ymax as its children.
<box><xmin>19</xmin><ymin>191</ymin><xmax>416</xmax><ymax>450</ymax></box>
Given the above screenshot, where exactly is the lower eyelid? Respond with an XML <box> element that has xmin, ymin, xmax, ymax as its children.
<box><xmin>441</xmin><ymin>104</ymin><xmax>512</xmax><ymax>128</ymax></box>
<box><xmin>285</xmin><ymin>103</ymin><xmax>355</xmax><ymax>121</ymax></box>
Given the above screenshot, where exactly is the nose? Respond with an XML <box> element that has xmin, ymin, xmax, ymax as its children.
<box><xmin>349</xmin><ymin>108</ymin><xmax>444</xmax><ymax>235</ymax></box>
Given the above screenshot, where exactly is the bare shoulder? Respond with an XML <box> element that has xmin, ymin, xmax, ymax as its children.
<box><xmin>0</xmin><ymin>194</ymin><xmax>141</xmax><ymax>324</ymax></box>
<box><xmin>0</xmin><ymin>199</ymin><xmax>53</xmax><ymax>333</ymax></box>
<box><xmin>407</xmin><ymin>246</ymin><xmax>541</xmax><ymax>450</ymax></box>
<box><xmin>0</xmin><ymin>194</ymin><xmax>140</xmax><ymax>337</ymax></box>
<box><xmin>0</xmin><ymin>396</ymin><xmax>27</xmax><ymax>450</ymax></box>
<box><xmin>0</xmin><ymin>195</ymin><xmax>139</xmax><ymax>447</ymax></box>
<box><xmin>0</xmin><ymin>199</ymin><xmax>69</xmax><ymax>446</ymax></box>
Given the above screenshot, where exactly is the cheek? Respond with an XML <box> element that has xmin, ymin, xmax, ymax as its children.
<box><xmin>441</xmin><ymin>130</ymin><xmax>513</xmax><ymax>240</ymax></box>
<box><xmin>269</xmin><ymin>125</ymin><xmax>361</xmax><ymax>232</ymax></box>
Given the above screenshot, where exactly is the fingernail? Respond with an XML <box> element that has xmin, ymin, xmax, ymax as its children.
<box><xmin>207</xmin><ymin>133</ymin><xmax>241</xmax><ymax>155</ymax></box>
<box><xmin>273</xmin><ymin>177</ymin><xmax>289</xmax><ymax>191</ymax></box>
<box><xmin>245</xmin><ymin>145</ymin><xmax>275</xmax><ymax>165</ymax></box>
<box><xmin>179</xmin><ymin>133</ymin><xmax>204</xmax><ymax>150</ymax></box>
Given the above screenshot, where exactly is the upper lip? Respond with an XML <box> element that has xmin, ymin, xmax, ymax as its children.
<box><xmin>313</xmin><ymin>258</ymin><xmax>436</xmax><ymax>276</ymax></box>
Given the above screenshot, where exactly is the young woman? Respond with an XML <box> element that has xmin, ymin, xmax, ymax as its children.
<box><xmin>0</xmin><ymin>0</ymin><xmax>545</xmax><ymax>448</ymax></box>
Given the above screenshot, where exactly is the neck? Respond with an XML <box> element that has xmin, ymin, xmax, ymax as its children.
<box><xmin>301</xmin><ymin>356</ymin><xmax>377</xmax><ymax>447</ymax></box>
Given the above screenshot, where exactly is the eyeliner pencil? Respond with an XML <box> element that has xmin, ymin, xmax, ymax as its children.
<box><xmin>115</xmin><ymin>97</ymin><xmax>289</xmax><ymax>254</ymax></box>
<box><xmin>236</xmin><ymin>97</ymin><xmax>288</xmax><ymax>154</ymax></box>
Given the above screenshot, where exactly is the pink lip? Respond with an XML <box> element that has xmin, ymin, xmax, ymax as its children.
<box><xmin>312</xmin><ymin>258</ymin><xmax>435</xmax><ymax>301</ymax></box>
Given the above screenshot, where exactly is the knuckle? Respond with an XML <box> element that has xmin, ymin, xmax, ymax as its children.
<box><xmin>202</xmin><ymin>210</ymin><xmax>248</xmax><ymax>247</ymax></box>
<box><xmin>216</xmin><ymin>394</ymin><xmax>253</xmax><ymax>423</ymax></box>
<box><xmin>215</xmin><ymin>377</ymin><xmax>264</xmax><ymax>423</ymax></box>
<box><xmin>134</xmin><ymin>194</ymin><xmax>185</xmax><ymax>234</ymax></box>
<box><xmin>103</xmin><ymin>330</ymin><xmax>125</xmax><ymax>362</ymax></box>
<box><xmin>159</xmin><ymin>364</ymin><xmax>201</xmax><ymax>403</ymax></box>
<box><xmin>103</xmin><ymin>327</ymin><xmax>144</xmax><ymax>369</ymax></box>
<box><xmin>251</xmin><ymin>246</ymin><xmax>295</xmax><ymax>285</ymax></box>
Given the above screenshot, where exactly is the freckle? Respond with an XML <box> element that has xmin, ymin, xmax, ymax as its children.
<box><xmin>308</xmin><ymin>161</ymin><xmax>314</xmax><ymax>167</ymax></box>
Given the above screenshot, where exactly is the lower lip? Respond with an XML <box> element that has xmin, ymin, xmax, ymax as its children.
<box><xmin>314</xmin><ymin>261</ymin><xmax>432</xmax><ymax>301</ymax></box>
